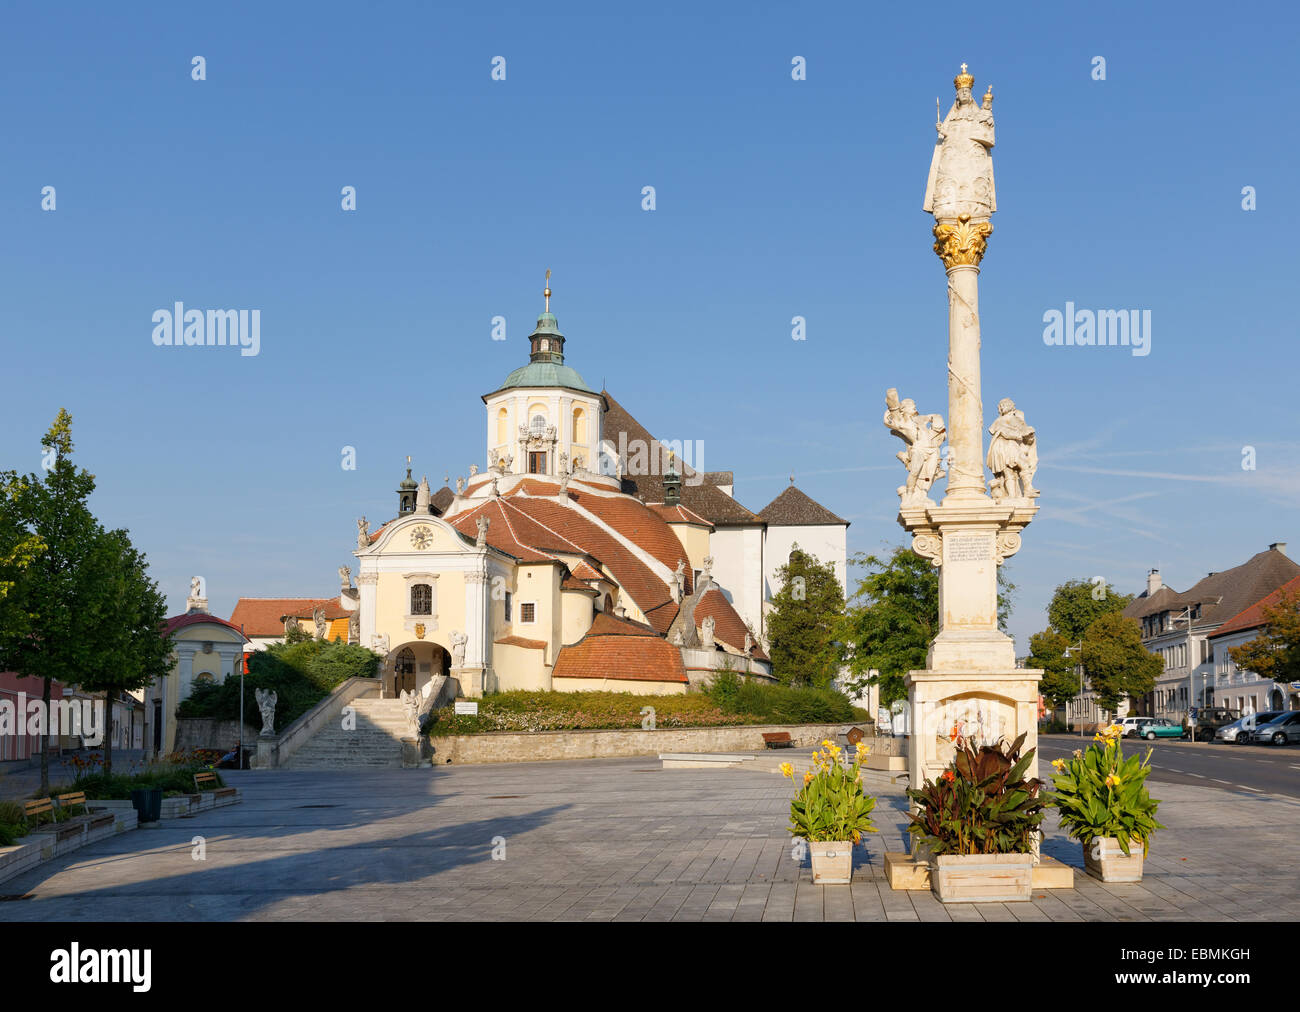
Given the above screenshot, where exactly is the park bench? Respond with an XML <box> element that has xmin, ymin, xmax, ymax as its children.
<box><xmin>53</xmin><ymin>792</ymin><xmax>115</xmax><ymax>834</ymax></box>
<box><xmin>23</xmin><ymin>798</ymin><xmax>84</xmax><ymax>844</ymax></box>
<box><xmin>193</xmin><ymin>771</ymin><xmax>237</xmax><ymax>800</ymax></box>
<box><xmin>761</xmin><ymin>732</ymin><xmax>794</xmax><ymax>749</ymax></box>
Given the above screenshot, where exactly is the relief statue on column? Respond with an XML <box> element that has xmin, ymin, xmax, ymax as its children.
<box><xmin>884</xmin><ymin>388</ymin><xmax>947</xmax><ymax>506</ymax></box>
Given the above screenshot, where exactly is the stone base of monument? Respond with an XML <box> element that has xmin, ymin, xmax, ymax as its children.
<box><xmin>863</xmin><ymin>753</ymin><xmax>907</xmax><ymax>771</ymax></box>
<box><xmin>885</xmin><ymin>851</ymin><xmax>1073</xmax><ymax>892</ymax></box>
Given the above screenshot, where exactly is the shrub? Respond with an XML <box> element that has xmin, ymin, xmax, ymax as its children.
<box><xmin>906</xmin><ymin>733</ymin><xmax>1046</xmax><ymax>855</ymax></box>
<box><xmin>178</xmin><ymin>639</ymin><xmax>381</xmax><ymax>731</ymax></box>
<box><xmin>1048</xmin><ymin>722</ymin><xmax>1163</xmax><ymax>856</ymax></box>
<box><xmin>783</xmin><ymin>740</ymin><xmax>877</xmax><ymax>843</ymax></box>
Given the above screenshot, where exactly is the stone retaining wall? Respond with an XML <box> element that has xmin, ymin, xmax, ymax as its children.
<box><xmin>431</xmin><ymin>722</ymin><xmax>865</xmax><ymax>764</ymax></box>
<box><xmin>175</xmin><ymin>718</ymin><xmax>259</xmax><ymax>753</ymax></box>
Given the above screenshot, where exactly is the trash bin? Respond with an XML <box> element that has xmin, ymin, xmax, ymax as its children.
<box><xmin>130</xmin><ymin>787</ymin><xmax>163</xmax><ymax>823</ymax></box>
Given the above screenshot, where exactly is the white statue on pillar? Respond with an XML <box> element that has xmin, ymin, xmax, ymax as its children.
<box><xmin>884</xmin><ymin>388</ymin><xmax>947</xmax><ymax>506</ymax></box>
<box><xmin>254</xmin><ymin>688</ymin><xmax>278</xmax><ymax>736</ymax></box>
<box><xmin>449</xmin><ymin>630</ymin><xmax>468</xmax><ymax>669</ymax></box>
<box><xmin>986</xmin><ymin>398</ymin><xmax>1039</xmax><ymax>500</ymax></box>
<box><xmin>924</xmin><ymin>65</ymin><xmax>995</xmax><ymax>222</ymax></box>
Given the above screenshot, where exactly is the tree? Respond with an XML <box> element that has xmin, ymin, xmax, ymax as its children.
<box><xmin>1046</xmin><ymin>578</ymin><xmax>1133</xmax><ymax>643</ymax></box>
<box><xmin>1027</xmin><ymin>629</ymin><xmax>1077</xmax><ymax>708</ymax></box>
<box><xmin>1081</xmin><ymin>612</ymin><xmax>1163</xmax><ymax>712</ymax></box>
<box><xmin>77</xmin><ymin>528</ymin><xmax>173</xmax><ymax>773</ymax></box>
<box><xmin>1034</xmin><ymin>578</ymin><xmax>1146</xmax><ymax>718</ymax></box>
<box><xmin>838</xmin><ymin>546</ymin><xmax>1016</xmax><ymax>707</ymax></box>
<box><xmin>0</xmin><ymin>410</ymin><xmax>102</xmax><ymax>794</ymax></box>
<box><xmin>1226</xmin><ymin>591</ymin><xmax>1300</xmax><ymax>689</ymax></box>
<box><xmin>766</xmin><ymin>547</ymin><xmax>845</xmax><ymax>688</ymax></box>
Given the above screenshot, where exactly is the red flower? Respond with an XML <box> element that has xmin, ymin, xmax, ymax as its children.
<box><xmin>942</xmin><ymin>770</ymin><xmax>955</xmax><ymax>783</ymax></box>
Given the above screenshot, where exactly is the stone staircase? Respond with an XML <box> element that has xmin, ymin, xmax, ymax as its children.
<box><xmin>284</xmin><ymin>695</ymin><xmax>411</xmax><ymax>769</ymax></box>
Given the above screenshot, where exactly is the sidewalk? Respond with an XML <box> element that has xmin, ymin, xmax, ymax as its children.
<box><xmin>0</xmin><ymin>750</ymin><xmax>147</xmax><ymax>800</ymax></box>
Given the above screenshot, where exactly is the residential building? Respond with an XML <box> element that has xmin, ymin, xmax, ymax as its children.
<box><xmin>1206</xmin><ymin>571</ymin><xmax>1300</xmax><ymax>714</ymax></box>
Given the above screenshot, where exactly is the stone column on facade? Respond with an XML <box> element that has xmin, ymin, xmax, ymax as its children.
<box><xmin>356</xmin><ymin>570</ymin><xmax>378</xmax><ymax>651</ymax></box>
<box><xmin>461</xmin><ymin>567</ymin><xmax>491</xmax><ymax>697</ymax></box>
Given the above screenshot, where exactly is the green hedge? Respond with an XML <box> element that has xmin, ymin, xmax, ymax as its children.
<box><xmin>425</xmin><ymin>675</ymin><xmax>869</xmax><ymax>736</ymax></box>
<box><xmin>177</xmin><ymin>639</ymin><xmax>381</xmax><ymax>731</ymax></box>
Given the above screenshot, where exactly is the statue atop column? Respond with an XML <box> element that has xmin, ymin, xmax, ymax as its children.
<box><xmin>883</xmin><ymin>388</ymin><xmax>947</xmax><ymax>506</ymax></box>
<box><xmin>986</xmin><ymin>398</ymin><xmax>1040</xmax><ymax>500</ymax></box>
<box><xmin>924</xmin><ymin>64</ymin><xmax>995</xmax><ymax>222</ymax></box>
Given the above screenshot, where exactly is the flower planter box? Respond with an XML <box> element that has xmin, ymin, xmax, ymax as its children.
<box><xmin>809</xmin><ymin>841</ymin><xmax>853</xmax><ymax>885</ymax></box>
<box><xmin>931</xmin><ymin>853</ymin><xmax>1034</xmax><ymax>903</ymax></box>
<box><xmin>1083</xmin><ymin>836</ymin><xmax>1144</xmax><ymax>883</ymax></box>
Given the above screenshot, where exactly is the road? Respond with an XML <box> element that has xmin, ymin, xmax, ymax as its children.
<box><xmin>1037</xmin><ymin>734</ymin><xmax>1300</xmax><ymax>800</ymax></box>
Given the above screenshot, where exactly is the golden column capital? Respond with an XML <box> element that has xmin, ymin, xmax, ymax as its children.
<box><xmin>932</xmin><ymin>214</ymin><xmax>994</xmax><ymax>269</ymax></box>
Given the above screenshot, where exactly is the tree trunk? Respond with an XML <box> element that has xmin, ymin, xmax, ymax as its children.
<box><xmin>103</xmin><ymin>690</ymin><xmax>114</xmax><ymax>775</ymax></box>
<box><xmin>39</xmin><ymin>676</ymin><xmax>51</xmax><ymax>796</ymax></box>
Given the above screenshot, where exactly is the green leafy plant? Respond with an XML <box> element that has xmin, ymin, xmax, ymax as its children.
<box><xmin>1048</xmin><ymin>723</ymin><xmax>1164</xmax><ymax>856</ymax></box>
<box><xmin>782</xmin><ymin>740</ymin><xmax>877</xmax><ymax>843</ymax></box>
<box><xmin>906</xmin><ymin>733</ymin><xmax>1046</xmax><ymax>855</ymax></box>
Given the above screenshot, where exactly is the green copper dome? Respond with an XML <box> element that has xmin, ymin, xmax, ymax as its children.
<box><xmin>498</xmin><ymin>361</ymin><xmax>596</xmax><ymax>393</ymax></box>
<box><xmin>491</xmin><ymin>308</ymin><xmax>596</xmax><ymax>393</ymax></box>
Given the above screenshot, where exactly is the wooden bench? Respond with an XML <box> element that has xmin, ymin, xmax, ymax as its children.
<box><xmin>193</xmin><ymin>771</ymin><xmax>237</xmax><ymax>799</ymax></box>
<box><xmin>761</xmin><ymin>732</ymin><xmax>794</xmax><ymax>749</ymax></box>
<box><xmin>54</xmin><ymin>792</ymin><xmax>115</xmax><ymax>832</ymax></box>
<box><xmin>23</xmin><ymin>798</ymin><xmax>83</xmax><ymax>843</ymax></box>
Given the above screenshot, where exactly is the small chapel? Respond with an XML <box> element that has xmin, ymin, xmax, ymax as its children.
<box><xmin>238</xmin><ymin>281</ymin><xmax>849</xmax><ymax>701</ymax></box>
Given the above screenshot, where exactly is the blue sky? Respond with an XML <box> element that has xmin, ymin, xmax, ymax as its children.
<box><xmin>1</xmin><ymin>0</ymin><xmax>1295</xmax><ymax>652</ymax></box>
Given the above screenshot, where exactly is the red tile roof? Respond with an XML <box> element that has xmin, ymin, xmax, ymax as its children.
<box><xmin>1208</xmin><ymin>574</ymin><xmax>1300</xmax><ymax>639</ymax></box>
<box><xmin>695</xmin><ymin>588</ymin><xmax>768</xmax><ymax>660</ymax></box>
<box><xmin>648</xmin><ymin>503</ymin><xmax>713</xmax><ymax>527</ymax></box>
<box><xmin>570</xmin><ymin>491</ymin><xmax>695</xmax><ymax>591</ymax></box>
<box><xmin>553</xmin><ymin>624</ymin><xmax>688</xmax><ymax>683</ymax></box>
<box><xmin>229</xmin><ymin>598</ymin><xmax>347</xmax><ymax>637</ymax></box>
<box><xmin>164</xmin><ymin>612</ymin><xmax>248</xmax><ymax>639</ymax></box>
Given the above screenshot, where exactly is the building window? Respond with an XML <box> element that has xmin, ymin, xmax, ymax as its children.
<box><xmin>530</xmin><ymin>413</ymin><xmax>547</xmax><ymax>437</ymax></box>
<box><xmin>411</xmin><ymin>584</ymin><xmax>432</xmax><ymax>615</ymax></box>
<box><xmin>528</xmin><ymin>451</ymin><xmax>547</xmax><ymax>474</ymax></box>
<box><xmin>496</xmin><ymin>407</ymin><xmax>509</xmax><ymax>446</ymax></box>
<box><xmin>573</xmin><ymin>407</ymin><xmax>586</xmax><ymax>445</ymax></box>
<box><xmin>504</xmin><ymin>592</ymin><xmax>512</xmax><ymax>622</ymax></box>
<box><xmin>520</xmin><ymin>601</ymin><xmax>536</xmax><ymax>624</ymax></box>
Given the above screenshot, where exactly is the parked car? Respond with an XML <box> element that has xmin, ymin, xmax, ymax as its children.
<box><xmin>1249</xmin><ymin>712</ymin><xmax>1300</xmax><ymax>746</ymax></box>
<box><xmin>1216</xmin><ymin>711</ymin><xmax>1286</xmax><ymax>744</ymax></box>
<box><xmin>1136</xmin><ymin>718</ymin><xmax>1186</xmax><ymax>740</ymax></box>
<box><xmin>1183</xmin><ymin>706</ymin><xmax>1242</xmax><ymax>742</ymax></box>
<box><xmin>1119</xmin><ymin>716</ymin><xmax>1151</xmax><ymax>738</ymax></box>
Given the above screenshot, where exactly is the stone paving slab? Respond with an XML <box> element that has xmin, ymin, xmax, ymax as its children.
<box><xmin>0</xmin><ymin>755</ymin><xmax>1295</xmax><ymax>921</ymax></box>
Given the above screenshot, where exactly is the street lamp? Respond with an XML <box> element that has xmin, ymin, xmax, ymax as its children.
<box><xmin>1066</xmin><ymin>640</ymin><xmax>1086</xmax><ymax>738</ymax></box>
<box><xmin>239</xmin><ymin>630</ymin><xmax>251</xmax><ymax>770</ymax></box>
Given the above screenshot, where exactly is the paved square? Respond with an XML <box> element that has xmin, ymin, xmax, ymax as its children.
<box><xmin>1</xmin><ymin>756</ymin><xmax>1295</xmax><ymax>921</ymax></box>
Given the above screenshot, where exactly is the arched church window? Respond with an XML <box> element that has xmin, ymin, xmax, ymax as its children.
<box><xmin>496</xmin><ymin>408</ymin><xmax>508</xmax><ymax>446</ymax></box>
<box><xmin>572</xmin><ymin>407</ymin><xmax>586</xmax><ymax>444</ymax></box>
<box><xmin>530</xmin><ymin>413</ymin><xmax>547</xmax><ymax>437</ymax></box>
<box><xmin>410</xmin><ymin>584</ymin><xmax>432</xmax><ymax>615</ymax></box>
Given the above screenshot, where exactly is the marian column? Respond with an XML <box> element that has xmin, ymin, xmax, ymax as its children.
<box><xmin>888</xmin><ymin>65</ymin><xmax>1043</xmax><ymax>790</ymax></box>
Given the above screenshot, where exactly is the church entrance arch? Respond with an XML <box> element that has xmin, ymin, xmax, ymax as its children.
<box><xmin>384</xmin><ymin>641</ymin><xmax>451</xmax><ymax>698</ymax></box>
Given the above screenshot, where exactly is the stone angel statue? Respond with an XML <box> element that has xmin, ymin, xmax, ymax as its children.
<box><xmin>254</xmin><ymin>688</ymin><xmax>278</xmax><ymax>737</ymax></box>
<box><xmin>883</xmin><ymin>388</ymin><xmax>947</xmax><ymax>506</ymax></box>
<box><xmin>356</xmin><ymin>516</ymin><xmax>370</xmax><ymax>549</ymax></box>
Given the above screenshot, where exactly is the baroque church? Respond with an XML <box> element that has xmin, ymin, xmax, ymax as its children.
<box><xmin>235</xmin><ymin>284</ymin><xmax>849</xmax><ymax>701</ymax></box>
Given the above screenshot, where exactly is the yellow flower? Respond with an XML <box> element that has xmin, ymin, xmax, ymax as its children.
<box><xmin>1105</xmin><ymin>773</ymin><xmax>1122</xmax><ymax>788</ymax></box>
<box><xmin>779</xmin><ymin>762</ymin><xmax>794</xmax><ymax>779</ymax></box>
<box><xmin>803</xmin><ymin>771</ymin><xmax>814</xmax><ymax>785</ymax></box>
<box><xmin>821</xmin><ymin>739</ymin><xmax>833</xmax><ymax>748</ymax></box>
<box><xmin>1050</xmin><ymin>758</ymin><xmax>1066</xmax><ymax>771</ymax></box>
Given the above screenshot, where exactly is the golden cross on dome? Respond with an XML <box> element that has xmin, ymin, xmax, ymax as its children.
<box><xmin>544</xmin><ymin>269</ymin><xmax>552</xmax><ymax>312</ymax></box>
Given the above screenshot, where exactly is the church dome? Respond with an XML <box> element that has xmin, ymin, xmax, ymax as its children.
<box><xmin>498</xmin><ymin>360</ymin><xmax>596</xmax><ymax>393</ymax></box>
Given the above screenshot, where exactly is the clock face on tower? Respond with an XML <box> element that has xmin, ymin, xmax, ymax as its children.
<box><xmin>410</xmin><ymin>526</ymin><xmax>433</xmax><ymax>550</ymax></box>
